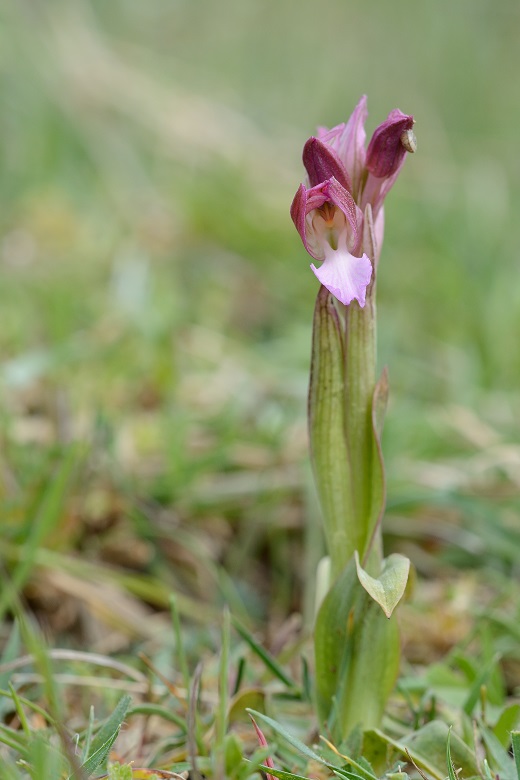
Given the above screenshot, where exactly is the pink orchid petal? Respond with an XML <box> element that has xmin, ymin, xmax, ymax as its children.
<box><xmin>290</xmin><ymin>182</ymin><xmax>327</xmax><ymax>261</ymax></box>
<box><xmin>303</xmin><ymin>137</ymin><xmax>352</xmax><ymax>192</ymax></box>
<box><xmin>323</xmin><ymin>178</ymin><xmax>360</xmax><ymax>245</ymax></box>
<box><xmin>311</xmin><ymin>249</ymin><xmax>372</xmax><ymax>308</ymax></box>
<box><xmin>317</xmin><ymin>96</ymin><xmax>368</xmax><ymax>196</ymax></box>
<box><xmin>290</xmin><ymin>183</ymin><xmax>311</xmax><ymax>254</ymax></box>
<box><xmin>317</xmin><ymin>123</ymin><xmax>344</xmax><ymax>142</ymax></box>
<box><xmin>290</xmin><ymin>178</ymin><xmax>361</xmax><ymax>261</ymax></box>
<box><xmin>335</xmin><ymin>95</ymin><xmax>368</xmax><ymax>195</ymax></box>
<box><xmin>361</xmin><ymin>169</ymin><xmax>399</xmax><ymax>216</ymax></box>
<box><xmin>373</xmin><ymin>205</ymin><xmax>385</xmax><ymax>262</ymax></box>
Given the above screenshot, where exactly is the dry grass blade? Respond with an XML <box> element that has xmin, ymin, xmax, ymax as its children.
<box><xmin>0</xmin><ymin>649</ymin><xmax>147</xmax><ymax>682</ymax></box>
<box><xmin>138</xmin><ymin>653</ymin><xmax>188</xmax><ymax>710</ymax></box>
<box><xmin>187</xmin><ymin>662</ymin><xmax>203</xmax><ymax>780</ymax></box>
<box><xmin>8</xmin><ymin>674</ymin><xmax>161</xmax><ymax>694</ymax></box>
<box><xmin>98</xmin><ymin>770</ymin><xmax>187</xmax><ymax>779</ymax></box>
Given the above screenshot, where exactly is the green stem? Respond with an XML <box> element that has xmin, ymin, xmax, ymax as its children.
<box><xmin>308</xmin><ymin>287</ymin><xmax>354</xmax><ymax>579</ymax></box>
<box><xmin>343</xmin><ymin>289</ymin><xmax>378</xmax><ymax>567</ymax></box>
<box><xmin>308</xmin><ymin>283</ymin><xmax>385</xmax><ymax>580</ymax></box>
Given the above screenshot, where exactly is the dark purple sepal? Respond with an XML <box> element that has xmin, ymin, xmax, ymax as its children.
<box><xmin>303</xmin><ymin>137</ymin><xmax>352</xmax><ymax>192</ymax></box>
<box><xmin>366</xmin><ymin>109</ymin><xmax>415</xmax><ymax>179</ymax></box>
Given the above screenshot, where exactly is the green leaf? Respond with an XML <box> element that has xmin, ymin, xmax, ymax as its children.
<box><xmin>248</xmin><ymin>710</ymin><xmax>376</xmax><ymax>780</ymax></box>
<box><xmin>81</xmin><ymin>733</ymin><xmax>122</xmax><ymax>778</ymax></box>
<box><xmin>308</xmin><ymin>266</ymin><xmax>389</xmax><ymax>579</ymax></box>
<box><xmin>354</xmin><ymin>551</ymin><xmax>410</xmax><ymax>618</ymax></box>
<box><xmin>446</xmin><ymin>728</ymin><xmax>458</xmax><ymax>780</ymax></box>
<box><xmin>365</xmin><ymin>366</ymin><xmax>389</xmax><ymax>552</ymax></box>
<box><xmin>481</xmin><ymin>760</ymin><xmax>495</xmax><ymax>780</ymax></box>
<box><xmin>81</xmin><ymin>707</ymin><xmax>95</xmax><ymax>763</ymax></box>
<box><xmin>314</xmin><ymin>560</ymin><xmax>400</xmax><ymax>739</ymax></box>
<box><xmin>308</xmin><ymin>286</ymin><xmax>354</xmax><ymax>578</ymax></box>
<box><xmin>246</xmin><ymin>710</ymin><xmax>322</xmax><ymax>765</ymax></box>
<box><xmin>371</xmin><ymin>364</ymin><xmax>388</xmax><ymax>443</ymax></box>
<box><xmin>361</xmin><ymin>730</ymin><xmax>392</xmax><ymax>777</ymax></box>
<box><xmin>228</xmin><ymin>688</ymin><xmax>265</xmax><ymax>725</ymax></box>
<box><xmin>365</xmin><ymin>722</ymin><xmax>479</xmax><ymax>780</ymax></box>
<box><xmin>511</xmin><ymin>732</ymin><xmax>520</xmax><ymax>780</ymax></box>
<box><xmin>364</xmin><ymin>723</ymin><xmax>475</xmax><ymax>780</ymax></box>
<box><xmin>334</xmin><ymin>600</ymin><xmax>399</xmax><ymax>738</ymax></box>
<box><xmin>402</xmin><ymin>721</ymin><xmax>477</xmax><ymax>779</ymax></box>
<box><xmin>480</xmin><ymin>723</ymin><xmax>517</xmax><ymax>780</ymax></box>
<box><xmin>224</xmin><ymin>733</ymin><xmax>244</xmax><ymax>779</ymax></box>
<box><xmin>78</xmin><ymin>695</ymin><xmax>131</xmax><ymax>777</ymax></box>
<box><xmin>329</xmin><ymin>771</ymin><xmax>369</xmax><ymax>780</ymax></box>
<box><xmin>343</xmin><ymin>303</ymin><xmax>387</xmax><ymax>564</ymax></box>
<box><xmin>257</xmin><ymin>767</ymin><xmax>314</xmax><ymax>780</ymax></box>
<box><xmin>263</xmin><ymin>767</ymin><xmax>368</xmax><ymax>780</ymax></box>
<box><xmin>314</xmin><ymin>559</ymin><xmax>358</xmax><ymax>727</ymax></box>
<box><xmin>462</xmin><ymin>655</ymin><xmax>500</xmax><ymax>716</ymax></box>
<box><xmin>493</xmin><ymin>705</ymin><xmax>520</xmax><ymax>747</ymax></box>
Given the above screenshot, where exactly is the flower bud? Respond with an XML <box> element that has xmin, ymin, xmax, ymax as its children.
<box><xmin>303</xmin><ymin>137</ymin><xmax>352</xmax><ymax>192</ymax></box>
<box><xmin>366</xmin><ymin>109</ymin><xmax>415</xmax><ymax>178</ymax></box>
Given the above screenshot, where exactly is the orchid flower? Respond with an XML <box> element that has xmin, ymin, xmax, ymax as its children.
<box><xmin>291</xmin><ymin>96</ymin><xmax>415</xmax><ymax>307</ymax></box>
<box><xmin>299</xmin><ymin>97</ymin><xmax>416</xmax><ymax>739</ymax></box>
<box><xmin>290</xmin><ymin>177</ymin><xmax>372</xmax><ymax>307</ymax></box>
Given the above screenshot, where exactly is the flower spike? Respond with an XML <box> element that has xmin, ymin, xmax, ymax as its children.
<box><xmin>292</xmin><ymin>97</ymin><xmax>414</xmax><ymax>305</ymax></box>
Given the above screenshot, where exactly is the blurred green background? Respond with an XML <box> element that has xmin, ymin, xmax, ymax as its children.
<box><xmin>1</xmin><ymin>0</ymin><xmax>519</xmax><ymax>631</ymax></box>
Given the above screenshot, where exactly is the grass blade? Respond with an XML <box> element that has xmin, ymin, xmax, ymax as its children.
<box><xmin>512</xmin><ymin>732</ymin><xmax>520</xmax><ymax>780</ymax></box>
<box><xmin>232</xmin><ymin>618</ymin><xmax>298</xmax><ymax>691</ymax></box>
<box><xmin>446</xmin><ymin>728</ymin><xmax>458</xmax><ymax>780</ymax></box>
<box><xmin>79</xmin><ymin>694</ymin><xmax>132</xmax><ymax>777</ymax></box>
<box><xmin>0</xmin><ymin>446</ymin><xmax>81</xmax><ymax>621</ymax></box>
<box><xmin>216</xmin><ymin>607</ymin><xmax>231</xmax><ymax>753</ymax></box>
<box><xmin>169</xmin><ymin>594</ymin><xmax>191</xmax><ymax>695</ymax></box>
<box><xmin>246</xmin><ymin>710</ymin><xmax>321</xmax><ymax>764</ymax></box>
<box><xmin>81</xmin><ymin>706</ymin><xmax>95</xmax><ymax>763</ymax></box>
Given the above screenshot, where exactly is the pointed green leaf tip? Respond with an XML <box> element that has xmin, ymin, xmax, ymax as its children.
<box><xmin>511</xmin><ymin>731</ymin><xmax>520</xmax><ymax>780</ymax></box>
<box><xmin>354</xmin><ymin>551</ymin><xmax>410</xmax><ymax>618</ymax></box>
